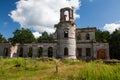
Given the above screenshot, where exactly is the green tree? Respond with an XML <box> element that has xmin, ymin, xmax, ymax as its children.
<box><xmin>42</xmin><ymin>31</ymin><xmax>49</xmax><ymax>40</ymax></box>
<box><xmin>37</xmin><ymin>31</ymin><xmax>54</xmax><ymax>43</ymax></box>
<box><xmin>49</xmin><ymin>33</ymin><xmax>54</xmax><ymax>42</ymax></box>
<box><xmin>101</xmin><ymin>31</ymin><xmax>110</xmax><ymax>42</ymax></box>
<box><xmin>109</xmin><ymin>29</ymin><xmax>120</xmax><ymax>59</ymax></box>
<box><xmin>95</xmin><ymin>29</ymin><xmax>110</xmax><ymax>42</ymax></box>
<box><xmin>95</xmin><ymin>29</ymin><xmax>102</xmax><ymax>42</ymax></box>
<box><xmin>37</xmin><ymin>36</ymin><xmax>42</xmax><ymax>43</ymax></box>
<box><xmin>0</xmin><ymin>33</ymin><xmax>7</xmax><ymax>43</ymax></box>
<box><xmin>9</xmin><ymin>28</ymin><xmax>35</xmax><ymax>45</ymax></box>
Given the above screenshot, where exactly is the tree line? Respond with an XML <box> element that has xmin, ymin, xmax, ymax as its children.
<box><xmin>0</xmin><ymin>28</ymin><xmax>54</xmax><ymax>44</ymax></box>
<box><xmin>0</xmin><ymin>28</ymin><xmax>120</xmax><ymax>59</ymax></box>
<box><xmin>95</xmin><ymin>29</ymin><xmax>120</xmax><ymax>59</ymax></box>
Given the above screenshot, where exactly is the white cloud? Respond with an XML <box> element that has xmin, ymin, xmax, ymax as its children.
<box><xmin>9</xmin><ymin>0</ymin><xmax>81</xmax><ymax>34</ymax></box>
<box><xmin>32</xmin><ymin>32</ymin><xmax>41</xmax><ymax>39</ymax></box>
<box><xmin>103</xmin><ymin>22</ymin><xmax>120</xmax><ymax>33</ymax></box>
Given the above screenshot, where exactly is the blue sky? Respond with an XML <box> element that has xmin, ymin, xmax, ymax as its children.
<box><xmin>0</xmin><ymin>0</ymin><xmax>120</xmax><ymax>39</ymax></box>
<box><xmin>0</xmin><ymin>0</ymin><xmax>19</xmax><ymax>38</ymax></box>
<box><xmin>76</xmin><ymin>0</ymin><xmax>120</xmax><ymax>29</ymax></box>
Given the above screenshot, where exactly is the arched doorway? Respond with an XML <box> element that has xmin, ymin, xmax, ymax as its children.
<box><xmin>48</xmin><ymin>47</ymin><xmax>53</xmax><ymax>57</ymax></box>
<box><xmin>19</xmin><ymin>47</ymin><xmax>23</xmax><ymax>57</ymax></box>
<box><xmin>28</xmin><ymin>47</ymin><xmax>33</xmax><ymax>57</ymax></box>
<box><xmin>64</xmin><ymin>47</ymin><xmax>68</xmax><ymax>56</ymax></box>
<box><xmin>97</xmin><ymin>49</ymin><xmax>106</xmax><ymax>59</ymax></box>
<box><xmin>38</xmin><ymin>47</ymin><xmax>43</xmax><ymax>57</ymax></box>
<box><xmin>3</xmin><ymin>48</ymin><xmax>9</xmax><ymax>58</ymax></box>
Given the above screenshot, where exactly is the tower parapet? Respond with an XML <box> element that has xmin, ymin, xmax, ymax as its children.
<box><xmin>60</xmin><ymin>7</ymin><xmax>74</xmax><ymax>22</ymax></box>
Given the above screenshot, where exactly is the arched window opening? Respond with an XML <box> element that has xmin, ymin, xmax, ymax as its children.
<box><xmin>77</xmin><ymin>34</ymin><xmax>81</xmax><ymax>40</ymax></box>
<box><xmin>64</xmin><ymin>47</ymin><xmax>68</xmax><ymax>56</ymax></box>
<box><xmin>86</xmin><ymin>33</ymin><xmax>90</xmax><ymax>40</ymax></box>
<box><xmin>3</xmin><ymin>48</ymin><xmax>8</xmax><ymax>58</ymax></box>
<box><xmin>19</xmin><ymin>47</ymin><xmax>23</xmax><ymax>57</ymax></box>
<box><xmin>48</xmin><ymin>47</ymin><xmax>53</xmax><ymax>57</ymax></box>
<box><xmin>64</xmin><ymin>10</ymin><xmax>69</xmax><ymax>21</ymax></box>
<box><xmin>28</xmin><ymin>47</ymin><xmax>33</xmax><ymax>57</ymax></box>
<box><xmin>64</xmin><ymin>31</ymin><xmax>68</xmax><ymax>38</ymax></box>
<box><xmin>38</xmin><ymin>47</ymin><xmax>43</xmax><ymax>57</ymax></box>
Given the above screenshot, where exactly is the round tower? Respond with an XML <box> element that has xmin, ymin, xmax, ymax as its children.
<box><xmin>55</xmin><ymin>7</ymin><xmax>76</xmax><ymax>59</ymax></box>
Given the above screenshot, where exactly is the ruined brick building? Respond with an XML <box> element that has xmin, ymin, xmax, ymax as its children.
<box><xmin>0</xmin><ymin>7</ymin><xmax>109</xmax><ymax>60</ymax></box>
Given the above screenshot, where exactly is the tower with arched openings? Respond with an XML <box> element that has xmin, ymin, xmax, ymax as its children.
<box><xmin>55</xmin><ymin>7</ymin><xmax>76</xmax><ymax>59</ymax></box>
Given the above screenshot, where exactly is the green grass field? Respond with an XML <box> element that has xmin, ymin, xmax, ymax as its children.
<box><xmin>0</xmin><ymin>58</ymin><xmax>120</xmax><ymax>80</ymax></box>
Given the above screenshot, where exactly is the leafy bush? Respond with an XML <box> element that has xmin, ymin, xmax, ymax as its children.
<box><xmin>2</xmin><ymin>58</ymin><xmax>26</xmax><ymax>67</ymax></box>
<box><xmin>14</xmin><ymin>58</ymin><xmax>26</xmax><ymax>67</ymax></box>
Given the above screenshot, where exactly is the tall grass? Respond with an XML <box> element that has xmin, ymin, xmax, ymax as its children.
<box><xmin>67</xmin><ymin>61</ymin><xmax>120</xmax><ymax>80</ymax></box>
<box><xmin>0</xmin><ymin>58</ymin><xmax>120</xmax><ymax>80</ymax></box>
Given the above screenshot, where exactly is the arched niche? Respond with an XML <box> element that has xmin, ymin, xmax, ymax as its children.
<box><xmin>38</xmin><ymin>47</ymin><xmax>43</xmax><ymax>57</ymax></box>
<box><xmin>48</xmin><ymin>47</ymin><xmax>53</xmax><ymax>57</ymax></box>
<box><xmin>28</xmin><ymin>47</ymin><xmax>33</xmax><ymax>57</ymax></box>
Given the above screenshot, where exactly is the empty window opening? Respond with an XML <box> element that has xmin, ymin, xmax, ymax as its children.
<box><xmin>64</xmin><ymin>47</ymin><xmax>68</xmax><ymax>56</ymax></box>
<box><xmin>48</xmin><ymin>47</ymin><xmax>53</xmax><ymax>57</ymax></box>
<box><xmin>64</xmin><ymin>11</ymin><xmax>69</xmax><ymax>21</ymax></box>
<box><xmin>86</xmin><ymin>33</ymin><xmax>90</xmax><ymax>40</ymax></box>
<box><xmin>3</xmin><ymin>48</ymin><xmax>8</xmax><ymax>58</ymax></box>
<box><xmin>86</xmin><ymin>48</ymin><xmax>91</xmax><ymax>57</ymax></box>
<box><xmin>38</xmin><ymin>47</ymin><xmax>43</xmax><ymax>57</ymax></box>
<box><xmin>64</xmin><ymin>31</ymin><xmax>68</xmax><ymax>38</ymax></box>
<box><xmin>19</xmin><ymin>47</ymin><xmax>23</xmax><ymax>57</ymax></box>
<box><xmin>28</xmin><ymin>47</ymin><xmax>33</xmax><ymax>57</ymax></box>
<box><xmin>77</xmin><ymin>48</ymin><xmax>82</xmax><ymax>58</ymax></box>
<box><xmin>77</xmin><ymin>34</ymin><xmax>81</xmax><ymax>40</ymax></box>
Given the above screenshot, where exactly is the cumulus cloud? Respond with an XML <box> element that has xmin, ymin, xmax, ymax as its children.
<box><xmin>103</xmin><ymin>22</ymin><xmax>120</xmax><ymax>33</ymax></box>
<box><xmin>9</xmin><ymin>0</ymin><xmax>81</xmax><ymax>33</ymax></box>
<box><xmin>33</xmin><ymin>32</ymin><xmax>41</xmax><ymax>39</ymax></box>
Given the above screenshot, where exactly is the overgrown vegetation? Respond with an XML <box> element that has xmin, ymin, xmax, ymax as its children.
<box><xmin>0</xmin><ymin>58</ymin><xmax>120</xmax><ymax>80</ymax></box>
